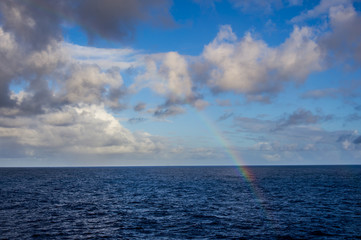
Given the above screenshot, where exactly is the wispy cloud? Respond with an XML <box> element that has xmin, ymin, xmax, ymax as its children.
<box><xmin>134</xmin><ymin>102</ymin><xmax>146</xmax><ymax>112</ymax></box>
<box><xmin>218</xmin><ymin>112</ymin><xmax>234</xmax><ymax>121</ymax></box>
<box><xmin>274</xmin><ymin>108</ymin><xmax>333</xmax><ymax>131</ymax></box>
<box><xmin>128</xmin><ymin>117</ymin><xmax>147</xmax><ymax>124</ymax></box>
<box><xmin>153</xmin><ymin>105</ymin><xmax>185</xmax><ymax>118</ymax></box>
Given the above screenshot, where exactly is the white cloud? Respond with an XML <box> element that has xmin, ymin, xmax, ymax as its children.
<box><xmin>62</xmin><ymin>64</ymin><xmax>123</xmax><ymax>106</ymax></box>
<box><xmin>65</xmin><ymin>43</ymin><xmax>139</xmax><ymax>70</ymax></box>
<box><xmin>291</xmin><ymin>0</ymin><xmax>352</xmax><ymax>22</ymax></box>
<box><xmin>134</xmin><ymin>51</ymin><xmax>194</xmax><ymax>103</ymax></box>
<box><xmin>201</xmin><ymin>25</ymin><xmax>322</xmax><ymax>101</ymax></box>
<box><xmin>0</xmin><ymin>104</ymin><xmax>162</xmax><ymax>156</ymax></box>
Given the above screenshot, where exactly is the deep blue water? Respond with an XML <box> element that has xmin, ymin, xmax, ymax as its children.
<box><xmin>0</xmin><ymin>166</ymin><xmax>360</xmax><ymax>239</ymax></box>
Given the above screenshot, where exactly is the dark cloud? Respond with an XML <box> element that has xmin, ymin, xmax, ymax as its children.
<box><xmin>337</xmin><ymin>132</ymin><xmax>361</xmax><ymax>148</ymax></box>
<box><xmin>319</xmin><ymin>3</ymin><xmax>361</xmax><ymax>68</ymax></box>
<box><xmin>354</xmin><ymin>136</ymin><xmax>361</xmax><ymax>144</ymax></box>
<box><xmin>218</xmin><ymin>112</ymin><xmax>234</xmax><ymax>121</ymax></box>
<box><xmin>275</xmin><ymin>108</ymin><xmax>333</xmax><ymax>130</ymax></box>
<box><xmin>0</xmin><ymin>0</ymin><xmax>174</xmax><ymax>118</ymax></box>
<box><xmin>68</xmin><ymin>0</ymin><xmax>174</xmax><ymax>42</ymax></box>
<box><xmin>128</xmin><ymin>117</ymin><xmax>147</xmax><ymax>124</ymax></box>
<box><xmin>0</xmin><ymin>0</ymin><xmax>63</xmax><ymax>50</ymax></box>
<box><xmin>0</xmin><ymin>0</ymin><xmax>173</xmax><ymax>47</ymax></box>
<box><xmin>134</xmin><ymin>102</ymin><xmax>146</xmax><ymax>112</ymax></box>
<box><xmin>346</xmin><ymin>113</ymin><xmax>361</xmax><ymax>122</ymax></box>
<box><xmin>153</xmin><ymin>106</ymin><xmax>185</xmax><ymax>118</ymax></box>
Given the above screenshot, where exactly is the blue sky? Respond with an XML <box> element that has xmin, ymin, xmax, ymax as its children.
<box><xmin>0</xmin><ymin>0</ymin><xmax>360</xmax><ymax>166</ymax></box>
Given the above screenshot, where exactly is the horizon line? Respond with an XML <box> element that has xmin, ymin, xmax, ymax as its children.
<box><xmin>1</xmin><ymin>164</ymin><xmax>360</xmax><ymax>168</ymax></box>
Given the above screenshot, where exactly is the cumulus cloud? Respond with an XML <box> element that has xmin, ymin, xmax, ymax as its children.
<box><xmin>134</xmin><ymin>52</ymin><xmax>195</xmax><ymax>103</ymax></box>
<box><xmin>0</xmin><ymin>0</ymin><xmax>63</xmax><ymax>50</ymax></box>
<box><xmin>320</xmin><ymin>2</ymin><xmax>361</xmax><ymax>67</ymax></box>
<box><xmin>292</xmin><ymin>0</ymin><xmax>361</xmax><ymax>67</ymax></box>
<box><xmin>0</xmin><ymin>0</ymin><xmax>174</xmax><ymax>161</ymax></box>
<box><xmin>0</xmin><ymin>0</ymin><xmax>173</xmax><ymax>47</ymax></box>
<box><xmin>133</xmin><ymin>52</ymin><xmax>209</xmax><ymax>111</ymax></box>
<box><xmin>67</xmin><ymin>0</ymin><xmax>174</xmax><ymax>42</ymax></box>
<box><xmin>201</xmin><ymin>25</ymin><xmax>322</xmax><ymax>101</ymax></box>
<box><xmin>0</xmin><ymin>0</ymin><xmax>174</xmax><ymax>115</ymax></box>
<box><xmin>0</xmin><ymin>104</ymin><xmax>162</xmax><ymax>157</ymax></box>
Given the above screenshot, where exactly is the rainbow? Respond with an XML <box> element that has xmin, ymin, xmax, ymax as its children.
<box><xmin>197</xmin><ymin>111</ymin><xmax>273</xmax><ymax>219</ymax></box>
<box><xmin>197</xmin><ymin>111</ymin><xmax>254</xmax><ymax>179</ymax></box>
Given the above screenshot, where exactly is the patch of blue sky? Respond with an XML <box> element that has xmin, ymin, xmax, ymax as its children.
<box><xmin>9</xmin><ymin>80</ymin><xmax>29</xmax><ymax>94</ymax></box>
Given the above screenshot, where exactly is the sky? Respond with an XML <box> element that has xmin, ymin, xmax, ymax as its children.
<box><xmin>0</xmin><ymin>0</ymin><xmax>360</xmax><ymax>167</ymax></box>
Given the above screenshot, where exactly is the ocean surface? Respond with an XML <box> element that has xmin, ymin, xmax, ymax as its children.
<box><xmin>0</xmin><ymin>166</ymin><xmax>360</xmax><ymax>239</ymax></box>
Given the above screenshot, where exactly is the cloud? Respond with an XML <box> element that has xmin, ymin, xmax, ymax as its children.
<box><xmin>0</xmin><ymin>0</ymin><xmax>174</xmax><ymax>47</ymax></box>
<box><xmin>0</xmin><ymin>104</ymin><xmax>162</xmax><ymax>157</ymax></box>
<box><xmin>0</xmin><ymin>0</ymin><xmax>63</xmax><ymax>50</ymax></box>
<box><xmin>320</xmin><ymin>2</ymin><xmax>361</xmax><ymax>67</ymax></box>
<box><xmin>337</xmin><ymin>131</ymin><xmax>360</xmax><ymax>149</ymax></box>
<box><xmin>0</xmin><ymin>29</ymin><xmax>133</xmax><ymax>117</ymax></box>
<box><xmin>229</xmin><ymin>0</ymin><xmax>301</xmax><ymax>13</ymax></box>
<box><xmin>302</xmin><ymin>88</ymin><xmax>339</xmax><ymax>99</ymax></box>
<box><xmin>134</xmin><ymin>102</ymin><xmax>146</xmax><ymax>112</ymax></box>
<box><xmin>354</xmin><ymin>136</ymin><xmax>361</xmax><ymax>144</ymax></box>
<box><xmin>134</xmin><ymin>52</ymin><xmax>195</xmax><ymax>104</ymax></box>
<box><xmin>292</xmin><ymin>0</ymin><xmax>361</xmax><ymax>67</ymax></box>
<box><xmin>234</xmin><ymin>116</ymin><xmax>274</xmax><ymax>133</ymax></box>
<box><xmin>200</xmin><ymin>25</ymin><xmax>322</xmax><ymax>101</ymax></box>
<box><xmin>65</xmin><ymin>43</ymin><xmax>139</xmax><ymax>70</ymax></box>
<box><xmin>153</xmin><ymin>105</ymin><xmax>185</xmax><ymax>118</ymax></box>
<box><xmin>61</xmin><ymin>65</ymin><xmax>124</xmax><ymax>108</ymax></box>
<box><xmin>68</xmin><ymin>0</ymin><xmax>174</xmax><ymax>42</ymax></box>
<box><xmin>233</xmin><ymin>110</ymin><xmax>358</xmax><ymax>154</ymax></box>
<box><xmin>275</xmin><ymin>108</ymin><xmax>333</xmax><ymax>130</ymax></box>
<box><xmin>291</xmin><ymin>0</ymin><xmax>353</xmax><ymax>22</ymax></box>
<box><xmin>218</xmin><ymin>112</ymin><xmax>234</xmax><ymax>121</ymax></box>
<box><xmin>216</xmin><ymin>99</ymin><xmax>232</xmax><ymax>107</ymax></box>
<box><xmin>302</xmin><ymin>79</ymin><xmax>361</xmax><ymax>100</ymax></box>
<box><xmin>345</xmin><ymin>113</ymin><xmax>361</xmax><ymax>123</ymax></box>
<box><xmin>128</xmin><ymin>117</ymin><xmax>147</xmax><ymax>124</ymax></box>
<box><xmin>0</xmin><ymin>0</ymin><xmax>174</xmax><ymax>161</ymax></box>
<box><xmin>132</xmin><ymin>51</ymin><xmax>210</xmax><ymax>110</ymax></box>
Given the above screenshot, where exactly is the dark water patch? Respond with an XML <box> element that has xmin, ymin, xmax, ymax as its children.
<box><xmin>0</xmin><ymin>165</ymin><xmax>360</xmax><ymax>239</ymax></box>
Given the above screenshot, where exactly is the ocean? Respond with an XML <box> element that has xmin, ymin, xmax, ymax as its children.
<box><xmin>0</xmin><ymin>166</ymin><xmax>360</xmax><ymax>239</ymax></box>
